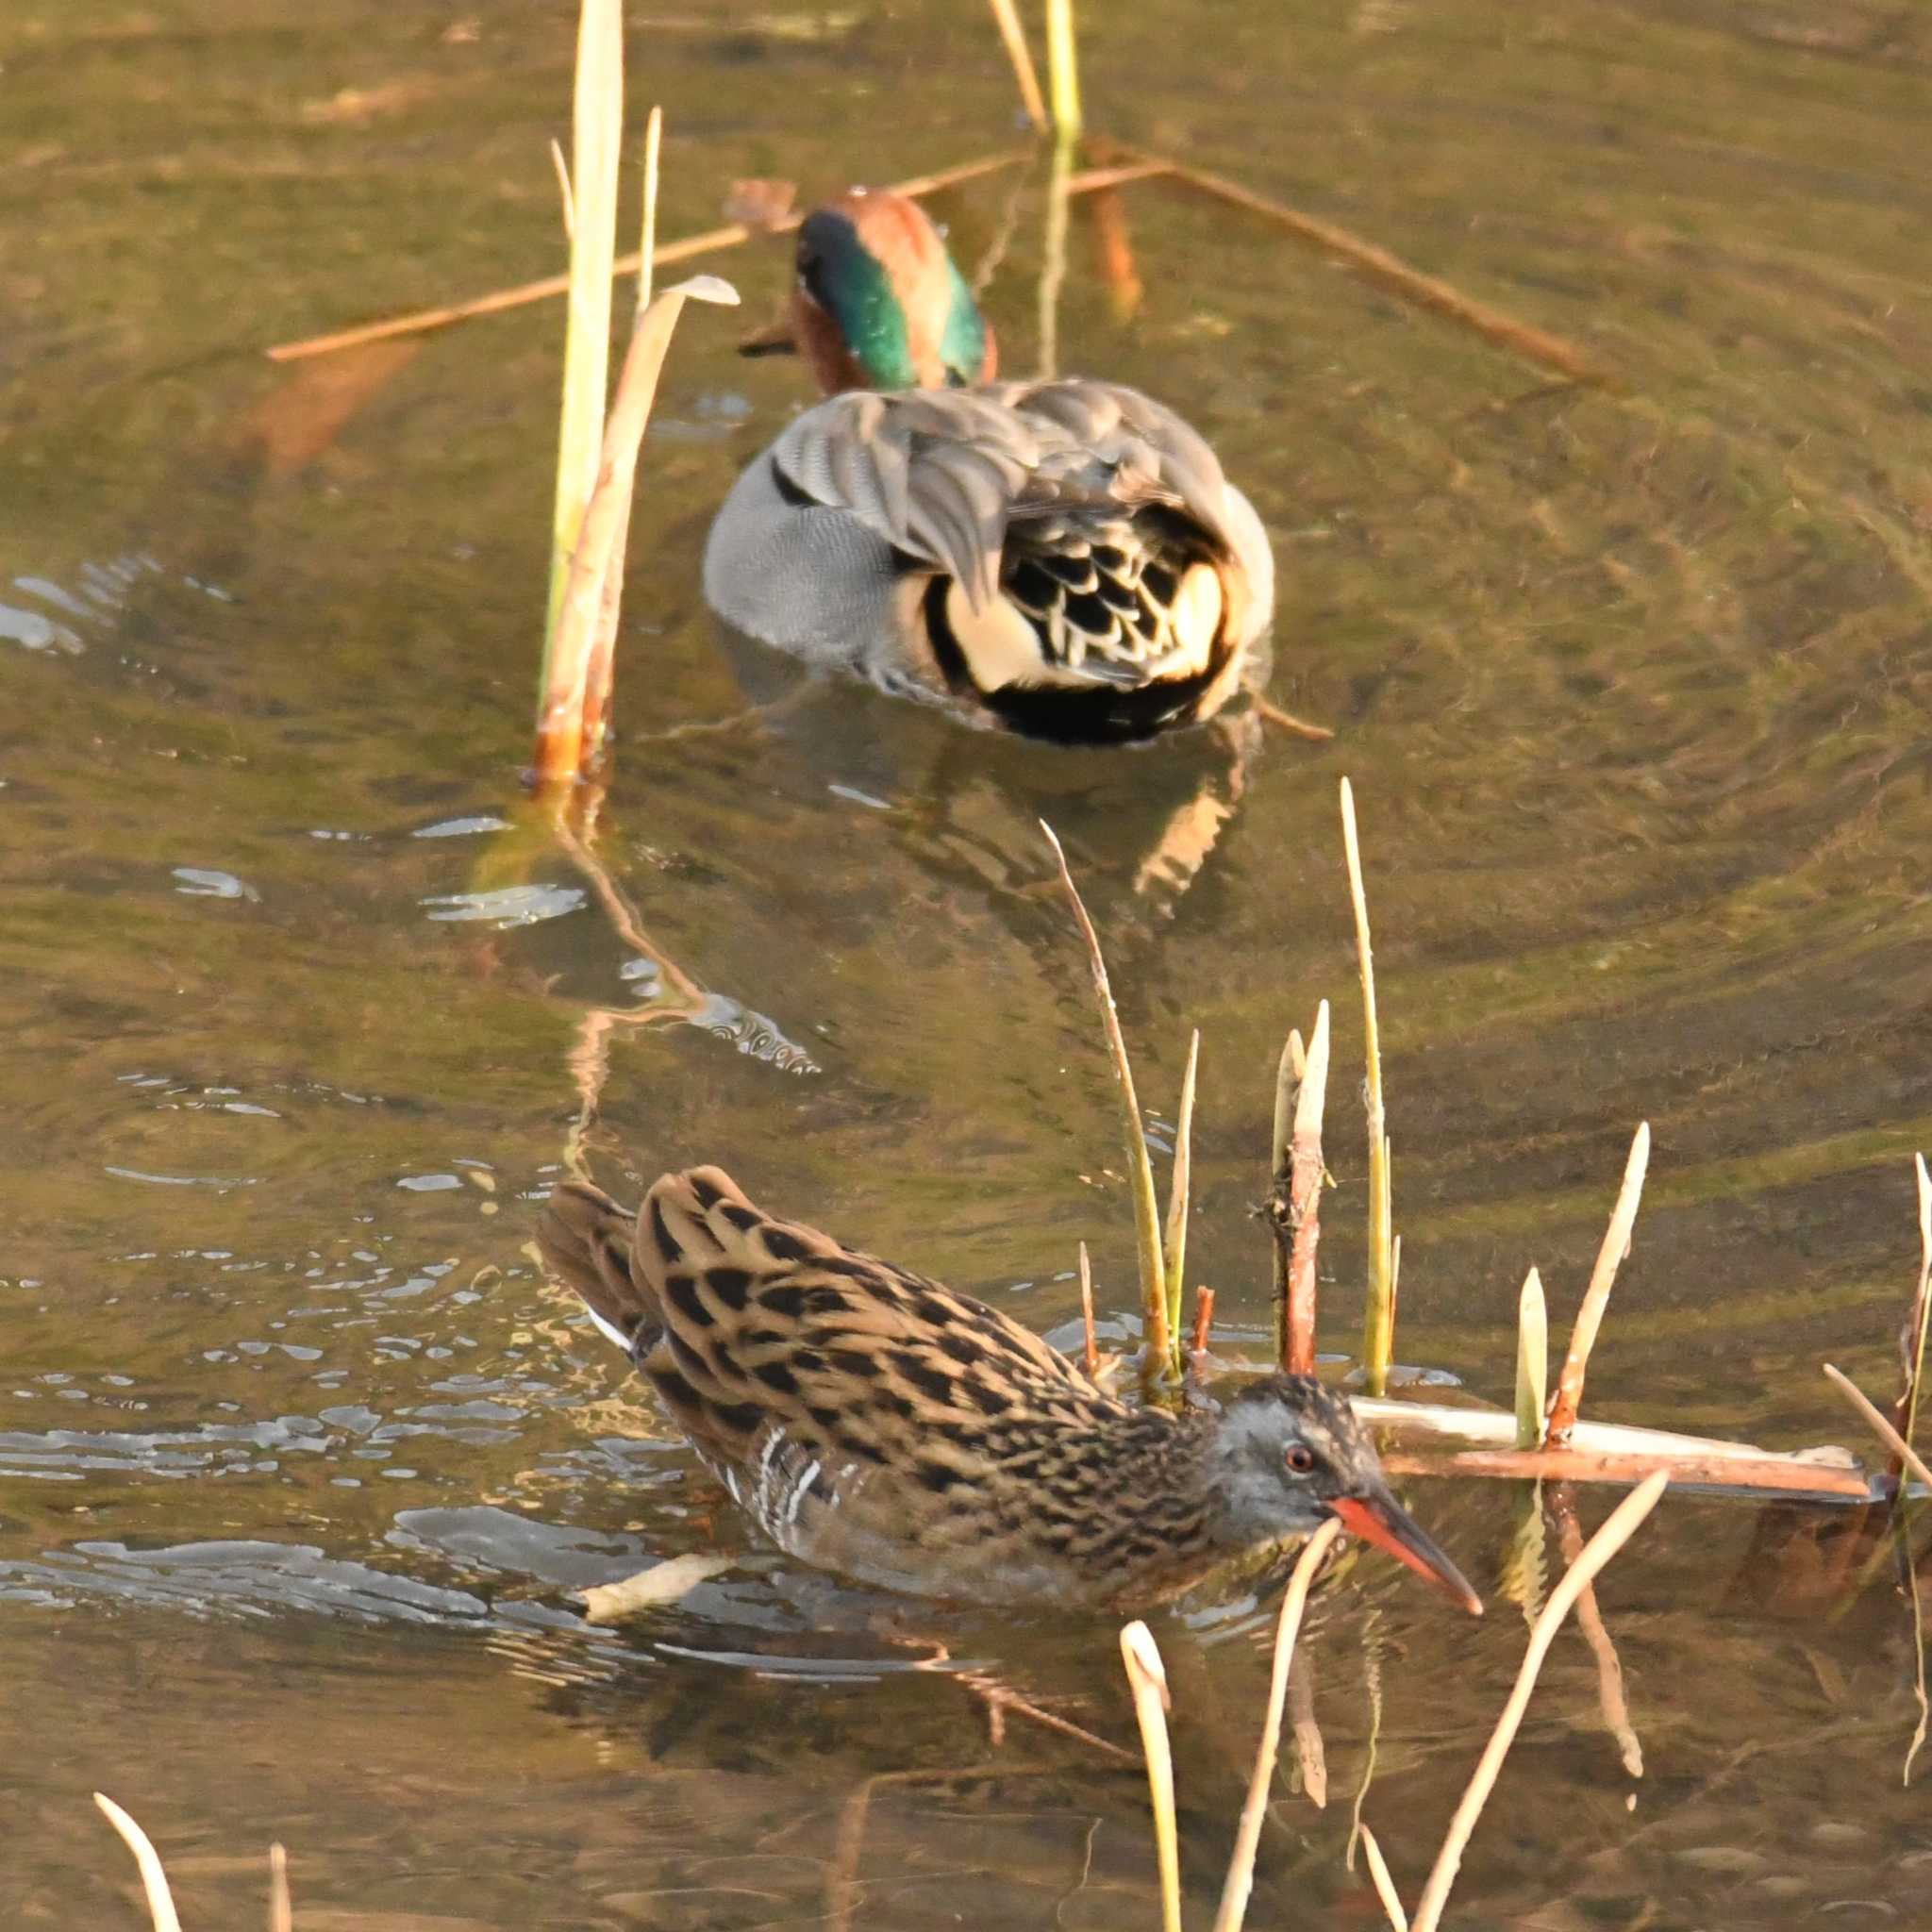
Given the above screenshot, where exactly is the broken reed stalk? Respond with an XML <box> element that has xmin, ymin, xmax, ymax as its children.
<box><xmin>93</xmin><ymin>1794</ymin><xmax>183</xmax><ymax>1932</ymax></box>
<box><xmin>269</xmin><ymin>1843</ymin><xmax>292</xmax><ymax>1932</ymax></box>
<box><xmin>984</xmin><ymin>0</ymin><xmax>1048</xmax><ymax>132</ymax></box>
<box><xmin>1119</xmin><ymin>1623</ymin><xmax>1182</xmax><ymax>1932</ymax></box>
<box><xmin>1514</xmin><ymin>1267</ymin><xmax>1547</xmax><ymax>1448</ymax></box>
<box><xmin>542</xmin><ymin>0</ymin><xmax>622</xmax><ymax>661</ymax></box>
<box><xmin>533</xmin><ymin>269</ymin><xmax>739</xmax><ymax>786</ymax></box>
<box><xmin>1190</xmin><ymin>1286</ymin><xmax>1216</xmax><ymax>1362</ymax></box>
<box><xmin>1163</xmin><ymin>1028</ymin><xmax>1200</xmax><ymax>1350</ymax></box>
<box><xmin>1823</xmin><ymin>1364</ymin><xmax>1932</xmax><ymax>1494</ymax></box>
<box><xmin>1396</xmin><ymin>1471</ymin><xmax>1669</xmax><ymax>1932</ymax></box>
<box><xmin>1276</xmin><ymin>1002</ymin><xmax>1331</xmax><ymax>1375</ymax></box>
<box><xmin>1891</xmin><ymin>1153</ymin><xmax>1932</xmax><ymax>1469</ymax></box>
<box><xmin>1080</xmin><ymin>135</ymin><xmax>1611</xmax><ymax>389</ymax></box>
<box><xmin>1288</xmin><ymin>1650</ymin><xmax>1328</xmax><ymax>1808</ymax></box>
<box><xmin>266</xmin><ymin>148</ymin><xmax>1029</xmax><ymax>362</ymax></box>
<box><xmin>576</xmin><ymin>103</ymin><xmax>664</xmax><ymax>770</ymax></box>
<box><xmin>1041</xmin><ymin>822</ymin><xmax>1174</xmax><ymax>1390</ymax></box>
<box><xmin>1043</xmin><ymin>0</ymin><xmax>1082</xmax><ymax>142</ymax></box>
<box><xmin>1358</xmin><ymin>1825</ymin><xmax>1410</xmax><ymax>1932</ymax></box>
<box><xmin>1077</xmin><ymin>1240</ymin><xmax>1099</xmax><ymax>1379</ymax></box>
<box><xmin>1341</xmin><ymin>779</ymin><xmax>1395</xmax><ymax>1393</ymax></box>
<box><xmin>1212</xmin><ymin>1519</ymin><xmax>1341</xmax><ymax>1932</ymax></box>
<box><xmin>1270</xmin><ymin>1027</ymin><xmax>1304</xmax><ymax>1363</ymax></box>
<box><xmin>1543</xmin><ymin>1123</ymin><xmax>1651</xmax><ymax>1443</ymax></box>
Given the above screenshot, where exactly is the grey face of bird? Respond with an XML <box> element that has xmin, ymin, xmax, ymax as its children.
<box><xmin>1207</xmin><ymin>1375</ymin><xmax>1485</xmax><ymax>1616</ymax></box>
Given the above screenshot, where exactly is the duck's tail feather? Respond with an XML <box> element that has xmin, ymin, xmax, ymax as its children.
<box><xmin>537</xmin><ymin>1179</ymin><xmax>661</xmax><ymax>1359</ymax></box>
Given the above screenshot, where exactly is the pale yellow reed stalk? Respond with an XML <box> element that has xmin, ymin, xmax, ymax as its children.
<box><xmin>1544</xmin><ymin>1124</ymin><xmax>1650</xmax><ymax>1441</ymax></box>
<box><xmin>1403</xmin><ymin>1471</ymin><xmax>1669</xmax><ymax>1932</ymax></box>
<box><xmin>1212</xmin><ymin>1519</ymin><xmax>1342</xmax><ymax>1932</ymax></box>
<box><xmin>1120</xmin><ymin>1622</ymin><xmax>1181</xmax><ymax>1932</ymax></box>
<box><xmin>93</xmin><ymin>1794</ymin><xmax>182</xmax><ymax>1932</ymax></box>
<box><xmin>1162</xmin><ymin>1028</ymin><xmax>1200</xmax><ymax>1348</ymax></box>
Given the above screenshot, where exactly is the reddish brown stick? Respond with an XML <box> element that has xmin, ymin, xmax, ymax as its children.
<box><xmin>1380</xmin><ymin>1443</ymin><xmax>1873</xmax><ymax>1502</ymax></box>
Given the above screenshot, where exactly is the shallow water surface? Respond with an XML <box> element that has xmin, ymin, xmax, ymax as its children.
<box><xmin>5</xmin><ymin>2</ymin><xmax>1932</xmax><ymax>1925</ymax></box>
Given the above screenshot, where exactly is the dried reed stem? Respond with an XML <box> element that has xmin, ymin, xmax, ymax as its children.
<box><xmin>1077</xmin><ymin>1240</ymin><xmax>1098</xmax><ymax>1379</ymax></box>
<box><xmin>1255</xmin><ymin>697</ymin><xmax>1337</xmax><ymax>741</ymax></box>
<box><xmin>1340</xmin><ymin>780</ymin><xmax>1394</xmax><ymax>1392</ymax></box>
<box><xmin>548</xmin><ymin>137</ymin><xmax>575</xmax><ymax>239</ymax></box>
<box><xmin>1212</xmin><ymin>1519</ymin><xmax>1341</xmax><ymax>1932</ymax></box>
<box><xmin>1082</xmin><ymin>137</ymin><xmax>1610</xmax><ymax>388</ymax></box>
<box><xmin>1270</xmin><ymin>1028</ymin><xmax>1302</xmax><ymax>1363</ymax></box>
<box><xmin>1552</xmin><ymin>1486</ymin><xmax>1643</xmax><ymax>1777</ymax></box>
<box><xmin>1514</xmin><ymin>1267</ymin><xmax>1547</xmax><ymax>1449</ymax></box>
<box><xmin>1041</xmin><ymin>822</ymin><xmax>1174</xmax><ymax>1386</ymax></box>
<box><xmin>1358</xmin><ymin>1824</ymin><xmax>1410</xmax><ymax>1932</ymax></box>
<box><xmin>1823</xmin><ymin>1363</ymin><xmax>1932</xmax><ymax>1493</ymax></box>
<box><xmin>269</xmin><ymin>1842</ymin><xmax>291</xmax><ymax>1932</ymax></box>
<box><xmin>266</xmin><ymin>150</ymin><xmax>1029</xmax><ymax>361</ymax></box>
<box><xmin>1404</xmin><ymin>1471</ymin><xmax>1669</xmax><ymax>1932</ymax></box>
<box><xmin>984</xmin><ymin>0</ymin><xmax>1048</xmax><ymax>132</ymax></box>
<box><xmin>1163</xmin><ymin>1028</ymin><xmax>1200</xmax><ymax>1346</ymax></box>
<box><xmin>534</xmin><ymin>273</ymin><xmax>738</xmax><ymax>785</ymax></box>
<box><xmin>1043</xmin><ymin>0</ymin><xmax>1082</xmax><ymax>142</ymax></box>
<box><xmin>1892</xmin><ymin>1153</ymin><xmax>1932</xmax><ymax>1469</ymax></box>
<box><xmin>1276</xmin><ymin>1002</ymin><xmax>1331</xmax><ymax>1374</ymax></box>
<box><xmin>1038</xmin><ymin>129</ymin><xmax>1073</xmax><ymax>377</ymax></box>
<box><xmin>541</xmin><ymin>0</ymin><xmax>622</xmax><ymax>660</ymax></box>
<box><xmin>577</xmin><ymin>102</ymin><xmax>665</xmax><ymax>769</ymax></box>
<box><xmin>93</xmin><ymin>1794</ymin><xmax>183</xmax><ymax>1932</ymax></box>
<box><xmin>1119</xmin><ymin>1623</ymin><xmax>1182</xmax><ymax>1932</ymax></box>
<box><xmin>1544</xmin><ymin>1123</ymin><xmax>1650</xmax><ymax>1443</ymax></box>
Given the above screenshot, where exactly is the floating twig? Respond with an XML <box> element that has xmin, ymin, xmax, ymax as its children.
<box><xmin>1399</xmin><ymin>1471</ymin><xmax>1669</xmax><ymax>1932</ymax></box>
<box><xmin>93</xmin><ymin>1794</ymin><xmax>183</xmax><ymax>1932</ymax></box>
<box><xmin>1119</xmin><ymin>1623</ymin><xmax>1182</xmax><ymax>1932</ymax></box>
<box><xmin>1083</xmin><ymin>136</ymin><xmax>1612</xmax><ymax>388</ymax></box>
<box><xmin>1213</xmin><ymin>1519</ymin><xmax>1341</xmax><ymax>1932</ymax></box>
<box><xmin>1041</xmin><ymin>822</ymin><xmax>1174</xmax><ymax>1389</ymax></box>
<box><xmin>1544</xmin><ymin>1123</ymin><xmax>1651</xmax><ymax>1443</ymax></box>
<box><xmin>984</xmin><ymin>0</ymin><xmax>1047</xmax><ymax>133</ymax></box>
<box><xmin>1163</xmin><ymin>1028</ymin><xmax>1200</xmax><ymax>1347</ymax></box>
<box><xmin>265</xmin><ymin>149</ymin><xmax>1029</xmax><ymax>361</ymax></box>
<box><xmin>1256</xmin><ymin>696</ymin><xmax>1337</xmax><ymax>741</ymax></box>
<box><xmin>1341</xmin><ymin>779</ymin><xmax>1395</xmax><ymax>1393</ymax></box>
<box><xmin>1514</xmin><ymin>1267</ymin><xmax>1547</xmax><ymax>1449</ymax></box>
<box><xmin>1379</xmin><ymin>1441</ymin><xmax>1869</xmax><ymax>1501</ymax></box>
<box><xmin>1275</xmin><ymin>1003</ymin><xmax>1331</xmax><ymax>1375</ymax></box>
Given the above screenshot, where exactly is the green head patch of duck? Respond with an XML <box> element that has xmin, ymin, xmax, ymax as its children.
<box><xmin>788</xmin><ymin>189</ymin><xmax>997</xmax><ymax>394</ymax></box>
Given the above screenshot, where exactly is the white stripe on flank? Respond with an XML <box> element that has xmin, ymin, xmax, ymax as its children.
<box><xmin>783</xmin><ymin>1459</ymin><xmax>823</xmax><ymax>1529</ymax></box>
<box><xmin>581</xmin><ymin>1305</ymin><xmax>636</xmax><ymax>1357</ymax></box>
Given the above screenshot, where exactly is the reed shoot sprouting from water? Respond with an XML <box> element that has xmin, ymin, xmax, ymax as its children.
<box><xmin>1341</xmin><ymin>777</ymin><xmax>1396</xmax><ymax>1393</ymax></box>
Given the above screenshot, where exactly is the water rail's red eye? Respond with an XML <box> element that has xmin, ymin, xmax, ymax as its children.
<box><xmin>1284</xmin><ymin>1444</ymin><xmax>1316</xmax><ymax>1474</ymax></box>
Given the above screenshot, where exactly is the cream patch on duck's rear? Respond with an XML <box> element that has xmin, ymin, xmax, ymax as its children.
<box><xmin>942</xmin><ymin>579</ymin><xmax>1055</xmax><ymax>691</ymax></box>
<box><xmin>1166</xmin><ymin>562</ymin><xmax>1224</xmax><ymax>678</ymax></box>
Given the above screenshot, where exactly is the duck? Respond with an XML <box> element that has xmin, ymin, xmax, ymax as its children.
<box><xmin>539</xmin><ymin>1165</ymin><xmax>1480</xmax><ymax>1614</ymax></box>
<box><xmin>702</xmin><ymin>189</ymin><xmax>1275</xmax><ymax>746</ymax></box>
